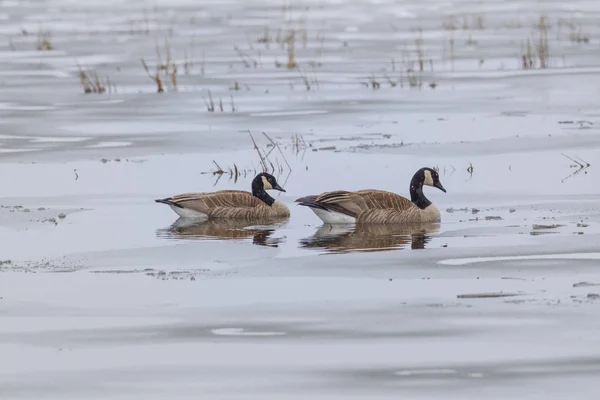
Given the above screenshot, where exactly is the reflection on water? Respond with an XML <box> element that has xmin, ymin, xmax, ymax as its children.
<box><xmin>300</xmin><ymin>223</ymin><xmax>440</xmax><ymax>254</ymax></box>
<box><xmin>156</xmin><ymin>217</ymin><xmax>288</xmax><ymax>247</ymax></box>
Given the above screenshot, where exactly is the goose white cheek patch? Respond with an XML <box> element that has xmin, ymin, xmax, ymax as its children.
<box><xmin>261</xmin><ymin>176</ymin><xmax>273</xmax><ymax>190</ymax></box>
<box><xmin>423</xmin><ymin>170</ymin><xmax>434</xmax><ymax>186</ymax></box>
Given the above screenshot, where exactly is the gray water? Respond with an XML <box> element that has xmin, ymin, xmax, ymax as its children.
<box><xmin>1</xmin><ymin>0</ymin><xmax>600</xmax><ymax>399</ymax></box>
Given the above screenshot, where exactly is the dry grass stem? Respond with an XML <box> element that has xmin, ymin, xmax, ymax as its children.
<box><xmin>561</xmin><ymin>153</ymin><xmax>591</xmax><ymax>182</ymax></box>
<box><xmin>248</xmin><ymin>130</ymin><xmax>269</xmax><ymax>172</ymax></box>
<box><xmin>78</xmin><ymin>64</ymin><xmax>113</xmax><ymax>94</ymax></box>
<box><xmin>141</xmin><ymin>59</ymin><xmax>164</xmax><ymax>93</ymax></box>
<box><xmin>368</xmin><ymin>74</ymin><xmax>380</xmax><ymax>89</ymax></box>
<box><xmin>521</xmin><ymin>15</ymin><xmax>550</xmax><ymax>69</ymax></box>
<box><xmin>262</xmin><ymin>132</ymin><xmax>292</xmax><ymax>172</ymax></box>
<box><xmin>37</xmin><ymin>29</ymin><xmax>52</xmax><ymax>51</ymax></box>
<box><xmin>141</xmin><ymin>40</ymin><xmax>178</xmax><ymax>92</ymax></box>
<box><xmin>204</xmin><ymin>90</ymin><xmax>215</xmax><ymax>112</ymax></box>
<box><xmin>234</xmin><ymin>45</ymin><xmax>257</xmax><ymax>68</ymax></box>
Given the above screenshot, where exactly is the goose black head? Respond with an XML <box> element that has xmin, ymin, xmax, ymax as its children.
<box><xmin>409</xmin><ymin>167</ymin><xmax>446</xmax><ymax>209</ymax></box>
<box><xmin>418</xmin><ymin>167</ymin><xmax>446</xmax><ymax>193</ymax></box>
<box><xmin>411</xmin><ymin>167</ymin><xmax>446</xmax><ymax>193</ymax></box>
<box><xmin>252</xmin><ymin>172</ymin><xmax>286</xmax><ymax>194</ymax></box>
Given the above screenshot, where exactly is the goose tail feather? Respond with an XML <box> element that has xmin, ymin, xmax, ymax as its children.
<box><xmin>295</xmin><ymin>195</ymin><xmax>329</xmax><ymax>211</ymax></box>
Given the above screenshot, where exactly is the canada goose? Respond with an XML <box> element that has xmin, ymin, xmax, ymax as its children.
<box><xmin>295</xmin><ymin>167</ymin><xmax>446</xmax><ymax>224</ymax></box>
<box><xmin>155</xmin><ymin>172</ymin><xmax>290</xmax><ymax>220</ymax></box>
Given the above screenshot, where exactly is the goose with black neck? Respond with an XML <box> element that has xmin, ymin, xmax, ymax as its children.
<box><xmin>295</xmin><ymin>167</ymin><xmax>446</xmax><ymax>224</ymax></box>
<box><xmin>155</xmin><ymin>172</ymin><xmax>290</xmax><ymax>221</ymax></box>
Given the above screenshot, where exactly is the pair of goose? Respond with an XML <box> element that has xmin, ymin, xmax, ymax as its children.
<box><xmin>155</xmin><ymin>167</ymin><xmax>447</xmax><ymax>224</ymax></box>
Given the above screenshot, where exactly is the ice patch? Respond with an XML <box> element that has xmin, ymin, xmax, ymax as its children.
<box><xmin>86</xmin><ymin>141</ymin><xmax>132</xmax><ymax>148</ymax></box>
<box><xmin>212</xmin><ymin>328</ymin><xmax>286</xmax><ymax>336</ymax></box>
<box><xmin>30</xmin><ymin>137</ymin><xmax>89</xmax><ymax>143</ymax></box>
<box><xmin>439</xmin><ymin>253</ymin><xmax>600</xmax><ymax>266</ymax></box>
<box><xmin>251</xmin><ymin>110</ymin><xmax>329</xmax><ymax>117</ymax></box>
<box><xmin>0</xmin><ymin>103</ymin><xmax>56</xmax><ymax>111</ymax></box>
<box><xmin>0</xmin><ymin>148</ymin><xmax>40</xmax><ymax>153</ymax></box>
<box><xmin>395</xmin><ymin>369</ymin><xmax>457</xmax><ymax>376</ymax></box>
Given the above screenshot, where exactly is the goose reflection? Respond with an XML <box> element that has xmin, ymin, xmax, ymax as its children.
<box><xmin>299</xmin><ymin>223</ymin><xmax>439</xmax><ymax>254</ymax></box>
<box><xmin>156</xmin><ymin>217</ymin><xmax>288</xmax><ymax>247</ymax></box>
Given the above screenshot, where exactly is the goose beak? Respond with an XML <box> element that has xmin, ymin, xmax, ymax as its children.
<box><xmin>434</xmin><ymin>181</ymin><xmax>446</xmax><ymax>193</ymax></box>
<box><xmin>273</xmin><ymin>183</ymin><xmax>286</xmax><ymax>192</ymax></box>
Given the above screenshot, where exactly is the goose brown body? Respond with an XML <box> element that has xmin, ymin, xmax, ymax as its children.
<box><xmin>296</xmin><ymin>167</ymin><xmax>446</xmax><ymax>225</ymax></box>
<box><xmin>156</xmin><ymin>173</ymin><xmax>290</xmax><ymax>220</ymax></box>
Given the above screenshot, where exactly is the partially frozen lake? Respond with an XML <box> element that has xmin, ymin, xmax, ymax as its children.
<box><xmin>1</xmin><ymin>0</ymin><xmax>600</xmax><ymax>398</ymax></box>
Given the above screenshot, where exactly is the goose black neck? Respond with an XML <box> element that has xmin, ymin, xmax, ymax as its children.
<box><xmin>409</xmin><ymin>176</ymin><xmax>431</xmax><ymax>210</ymax></box>
<box><xmin>252</xmin><ymin>179</ymin><xmax>275</xmax><ymax>206</ymax></box>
